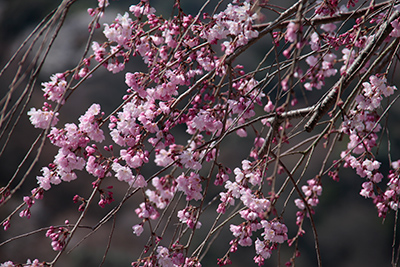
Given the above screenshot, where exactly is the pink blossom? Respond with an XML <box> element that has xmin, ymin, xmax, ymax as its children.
<box><xmin>132</xmin><ymin>224</ymin><xmax>144</xmax><ymax>236</ymax></box>
<box><xmin>227</xmin><ymin>98</ymin><xmax>256</xmax><ymax>119</ymax></box>
<box><xmin>41</xmin><ymin>73</ymin><xmax>67</xmax><ymax>104</ymax></box>
<box><xmin>389</xmin><ymin>201</ymin><xmax>398</xmax><ymax>210</ymax></box>
<box><xmin>0</xmin><ymin>261</ymin><xmax>14</xmax><ymax>267</ymax></box>
<box><xmin>25</xmin><ymin>259</ymin><xmax>44</xmax><ymax>267</ymax></box>
<box><xmin>103</xmin><ymin>12</ymin><xmax>132</xmax><ymax>47</ymax></box>
<box><xmin>54</xmin><ymin>148</ymin><xmax>85</xmax><ymax>175</ymax></box>
<box><xmin>360</xmin><ymin>182</ymin><xmax>375</xmax><ymax>198</ymax></box>
<box><xmin>135</xmin><ymin>202</ymin><xmax>159</xmax><ymax>220</ymax></box>
<box><xmin>196</xmin><ymin>50</ymin><xmax>215</xmax><ymax>71</ymax></box>
<box><xmin>46</xmin><ymin>226</ymin><xmax>69</xmax><ymax>251</ymax></box>
<box><xmin>362</xmin><ymin>159</ymin><xmax>380</xmax><ymax>171</ymax></box>
<box><xmin>230</xmin><ymin>224</ymin><xmax>243</xmax><ymax>238</ymax></box>
<box><xmin>98</xmin><ymin>0</ymin><xmax>109</xmax><ymax>8</ymax></box>
<box><xmin>109</xmin><ymin>100</ymin><xmax>142</xmax><ymax>147</ymax></box>
<box><xmin>106</xmin><ymin>61</ymin><xmax>125</xmax><ymax>74</ymax></box>
<box><xmin>224</xmin><ymin>180</ymin><xmax>241</xmax><ymax>198</ymax></box>
<box><xmin>285</xmin><ymin>22</ymin><xmax>299</xmax><ymax>43</ymax></box>
<box><xmin>306</xmin><ymin>55</ymin><xmax>318</xmax><ymax>67</ymax></box>
<box><xmin>320</xmin><ymin>23</ymin><xmax>337</xmax><ymax>33</ymax></box>
<box><xmin>13</xmin><ymin>2</ymin><xmax>400</xmax><ymax>266</ymax></box>
<box><xmin>255</xmin><ymin>238</ymin><xmax>271</xmax><ymax>260</ymax></box>
<box><xmin>86</xmin><ymin>156</ymin><xmax>106</xmax><ymax>178</ymax></box>
<box><xmin>238</xmin><ymin>236</ymin><xmax>253</xmax><ymax>246</ymax></box>
<box><xmin>264</xmin><ymin>100</ymin><xmax>275</xmax><ymax>113</ymax></box>
<box><xmin>36</xmin><ymin>167</ymin><xmax>61</xmax><ymax>191</ymax></box>
<box><xmin>112</xmin><ymin>162</ymin><xmax>134</xmax><ymax>185</ymax></box>
<box><xmin>179</xmin><ymin>149</ymin><xmax>202</xmax><ymax>170</ymax></box>
<box><xmin>78</xmin><ymin>104</ymin><xmax>104</xmax><ymax>142</ymax></box>
<box><xmin>153</xmin><ymin>82</ymin><xmax>178</xmax><ymax>101</ymax></box>
<box><xmin>120</xmin><ymin>149</ymin><xmax>143</xmax><ymax>168</ymax></box>
<box><xmin>294</xmin><ymin>198</ymin><xmax>305</xmax><ymax>210</ymax></box>
<box><xmin>50</xmin><ymin>123</ymin><xmax>87</xmax><ymax>150</ymax></box>
<box><xmin>230</xmin><ymin>222</ymin><xmax>260</xmax><ymax>247</ymax></box>
<box><xmin>201</xmin><ymin>2</ymin><xmax>258</xmax><ymax>55</ymax></box>
<box><xmin>176</xmin><ymin>172</ymin><xmax>203</xmax><ymax>201</ymax></box>
<box><xmin>28</xmin><ymin>107</ymin><xmax>59</xmax><ymax>129</ymax></box>
<box><xmin>125</xmin><ymin>72</ymin><xmax>147</xmax><ymax>98</ymax></box>
<box><xmin>341</xmin><ymin>74</ymin><xmax>398</xmax><ymax>212</ymax></box>
<box><xmin>145</xmin><ymin>177</ymin><xmax>176</xmax><ymax>209</ymax></box>
<box><xmin>129</xmin><ymin>4</ymin><xmax>156</xmax><ymax>17</ymax></box>
<box><xmin>133</xmin><ymin>174</ymin><xmax>147</xmax><ymax>188</ymax></box>
<box><xmin>240</xmin><ymin>189</ymin><xmax>270</xmax><ymax>213</ymax></box>
<box><xmin>154</xmin><ymin>149</ymin><xmax>174</xmax><ymax>167</ymax></box>
<box><xmin>214</xmin><ymin>169</ymin><xmax>230</xmax><ymax>185</ymax></box>
<box><xmin>234</xmin><ymin>167</ymin><xmax>244</xmax><ymax>183</ymax></box>
<box><xmin>185</xmin><ymin>257</ymin><xmax>201</xmax><ymax>267</ymax></box>
<box><xmin>78</xmin><ymin>66</ymin><xmax>89</xmax><ymax>78</ymax></box>
<box><xmin>382</xmin><ymin>85</ymin><xmax>397</xmax><ymax>97</ymax></box>
<box><xmin>233</xmin><ymin>160</ymin><xmax>262</xmax><ymax>186</ymax></box>
<box><xmin>390</xmin><ymin>19</ymin><xmax>400</xmax><ymax>38</ymax></box>
<box><xmin>219</xmin><ymin>191</ymin><xmax>235</xmax><ymax>207</ymax></box>
<box><xmin>177</xmin><ymin>207</ymin><xmax>202</xmax><ymax>229</ymax></box>
<box><xmin>202</xmin><ymin>21</ymin><xmax>229</xmax><ymax>43</ymax></box>
<box><xmin>91</xmin><ymin>41</ymin><xmax>106</xmax><ymax>62</ymax></box>
<box><xmin>156</xmin><ymin>246</ymin><xmax>174</xmax><ymax>266</ymax></box>
<box><xmin>392</xmin><ymin>160</ymin><xmax>400</xmax><ymax>169</ymax></box>
<box><xmin>301</xmin><ymin>178</ymin><xmax>322</xmax><ymax>197</ymax></box>
<box><xmin>310</xmin><ymin>32</ymin><xmax>320</xmax><ymax>51</ymax></box>
<box><xmin>125</xmin><ymin>72</ymin><xmax>138</xmax><ymax>88</ymax></box>
<box><xmin>151</xmin><ymin>35</ymin><xmax>164</xmax><ymax>46</ymax></box>
<box><xmin>260</xmin><ymin>220</ymin><xmax>288</xmax><ymax>244</ymax></box>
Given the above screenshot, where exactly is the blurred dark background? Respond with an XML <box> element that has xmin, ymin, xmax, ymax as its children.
<box><xmin>0</xmin><ymin>0</ymin><xmax>400</xmax><ymax>266</ymax></box>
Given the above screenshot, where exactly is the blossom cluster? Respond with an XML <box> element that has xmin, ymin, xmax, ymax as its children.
<box><xmin>0</xmin><ymin>259</ymin><xmax>46</xmax><ymax>267</ymax></box>
<box><xmin>36</xmin><ymin>103</ymin><xmax>105</xmax><ymax>191</ymax></box>
<box><xmin>293</xmin><ymin>177</ymin><xmax>323</xmax><ymax>233</ymax></box>
<box><xmin>254</xmin><ymin>220</ymin><xmax>288</xmax><ymax>265</ymax></box>
<box><xmin>27</xmin><ymin>103</ymin><xmax>59</xmax><ymax>129</ymax></box>
<box><xmin>201</xmin><ymin>2</ymin><xmax>259</xmax><ymax>55</ymax></box>
<box><xmin>177</xmin><ymin>205</ymin><xmax>202</xmax><ymax>229</ymax></box>
<box><xmin>218</xmin><ymin>160</ymin><xmax>264</xmax><ymax>214</ymax></box>
<box><xmin>341</xmin><ymin>75</ymin><xmax>398</xmax><ymax>217</ymax></box>
<box><xmin>130</xmin><ymin>245</ymin><xmax>201</xmax><ymax>267</ymax></box>
<box><xmin>45</xmin><ymin>223</ymin><xmax>71</xmax><ymax>251</ymax></box>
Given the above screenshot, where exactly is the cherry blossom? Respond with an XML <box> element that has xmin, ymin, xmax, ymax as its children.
<box><xmin>285</xmin><ymin>22</ymin><xmax>299</xmax><ymax>43</ymax></box>
<box><xmin>41</xmin><ymin>73</ymin><xmax>67</xmax><ymax>104</ymax></box>
<box><xmin>112</xmin><ymin>162</ymin><xmax>135</xmax><ymax>185</ymax></box>
<box><xmin>45</xmin><ymin>225</ymin><xmax>70</xmax><ymax>251</ymax></box>
<box><xmin>176</xmin><ymin>172</ymin><xmax>203</xmax><ymax>201</ymax></box>
<box><xmin>27</xmin><ymin>107</ymin><xmax>59</xmax><ymax>129</ymax></box>
<box><xmin>177</xmin><ymin>206</ymin><xmax>202</xmax><ymax>229</ymax></box>
<box><xmin>132</xmin><ymin>224</ymin><xmax>144</xmax><ymax>236</ymax></box>
<box><xmin>341</xmin><ymin>74</ymin><xmax>398</xmax><ymax>217</ymax></box>
<box><xmin>390</xmin><ymin>19</ymin><xmax>400</xmax><ymax>37</ymax></box>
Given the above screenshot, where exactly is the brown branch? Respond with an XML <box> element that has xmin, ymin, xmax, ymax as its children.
<box><xmin>253</xmin><ymin>0</ymin><xmax>398</xmax><ymax>31</ymax></box>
